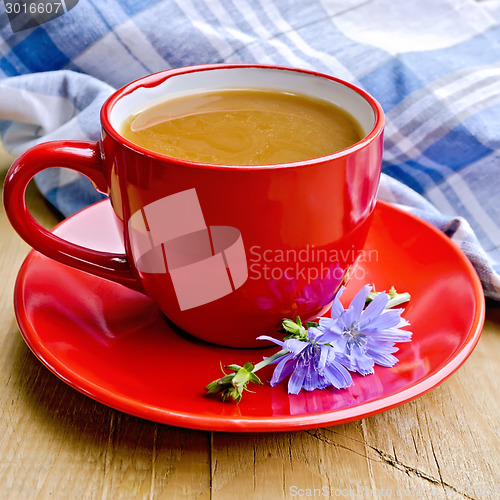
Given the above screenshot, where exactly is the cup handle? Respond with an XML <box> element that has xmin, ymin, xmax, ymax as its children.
<box><xmin>3</xmin><ymin>140</ymin><xmax>144</xmax><ymax>293</ymax></box>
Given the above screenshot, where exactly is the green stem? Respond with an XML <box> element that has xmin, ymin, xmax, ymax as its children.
<box><xmin>253</xmin><ymin>349</ymin><xmax>288</xmax><ymax>372</ymax></box>
<box><xmin>386</xmin><ymin>292</ymin><xmax>411</xmax><ymax>308</ymax></box>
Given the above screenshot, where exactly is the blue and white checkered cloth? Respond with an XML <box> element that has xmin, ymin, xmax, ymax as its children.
<box><xmin>1</xmin><ymin>0</ymin><xmax>499</xmax><ymax>299</ymax></box>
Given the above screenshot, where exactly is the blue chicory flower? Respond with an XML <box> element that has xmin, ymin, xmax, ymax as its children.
<box><xmin>257</xmin><ymin>327</ymin><xmax>353</xmax><ymax>395</ymax></box>
<box><xmin>318</xmin><ymin>285</ymin><xmax>412</xmax><ymax>376</ymax></box>
<box><xmin>207</xmin><ymin>284</ymin><xmax>412</xmax><ymax>401</ymax></box>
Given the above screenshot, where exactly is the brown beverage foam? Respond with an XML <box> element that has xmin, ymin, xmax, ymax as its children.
<box><xmin>120</xmin><ymin>89</ymin><xmax>364</xmax><ymax>165</ymax></box>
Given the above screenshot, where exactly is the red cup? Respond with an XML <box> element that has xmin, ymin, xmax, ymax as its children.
<box><xmin>3</xmin><ymin>64</ymin><xmax>384</xmax><ymax>347</ymax></box>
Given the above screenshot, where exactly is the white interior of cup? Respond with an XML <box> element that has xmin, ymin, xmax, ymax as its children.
<box><xmin>110</xmin><ymin>66</ymin><xmax>376</xmax><ymax>142</ymax></box>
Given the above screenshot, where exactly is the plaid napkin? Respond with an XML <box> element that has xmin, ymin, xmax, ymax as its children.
<box><xmin>1</xmin><ymin>0</ymin><xmax>499</xmax><ymax>299</ymax></box>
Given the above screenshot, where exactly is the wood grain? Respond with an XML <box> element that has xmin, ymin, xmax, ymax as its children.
<box><xmin>0</xmin><ymin>159</ymin><xmax>499</xmax><ymax>499</ymax></box>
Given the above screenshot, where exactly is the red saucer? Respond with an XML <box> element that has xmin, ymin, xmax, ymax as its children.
<box><xmin>14</xmin><ymin>200</ymin><xmax>485</xmax><ymax>432</ymax></box>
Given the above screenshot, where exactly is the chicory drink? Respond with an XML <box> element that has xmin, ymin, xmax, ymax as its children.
<box><xmin>119</xmin><ymin>89</ymin><xmax>363</xmax><ymax>165</ymax></box>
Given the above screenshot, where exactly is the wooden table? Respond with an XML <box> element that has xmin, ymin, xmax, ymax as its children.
<box><xmin>1</xmin><ymin>148</ymin><xmax>499</xmax><ymax>499</ymax></box>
